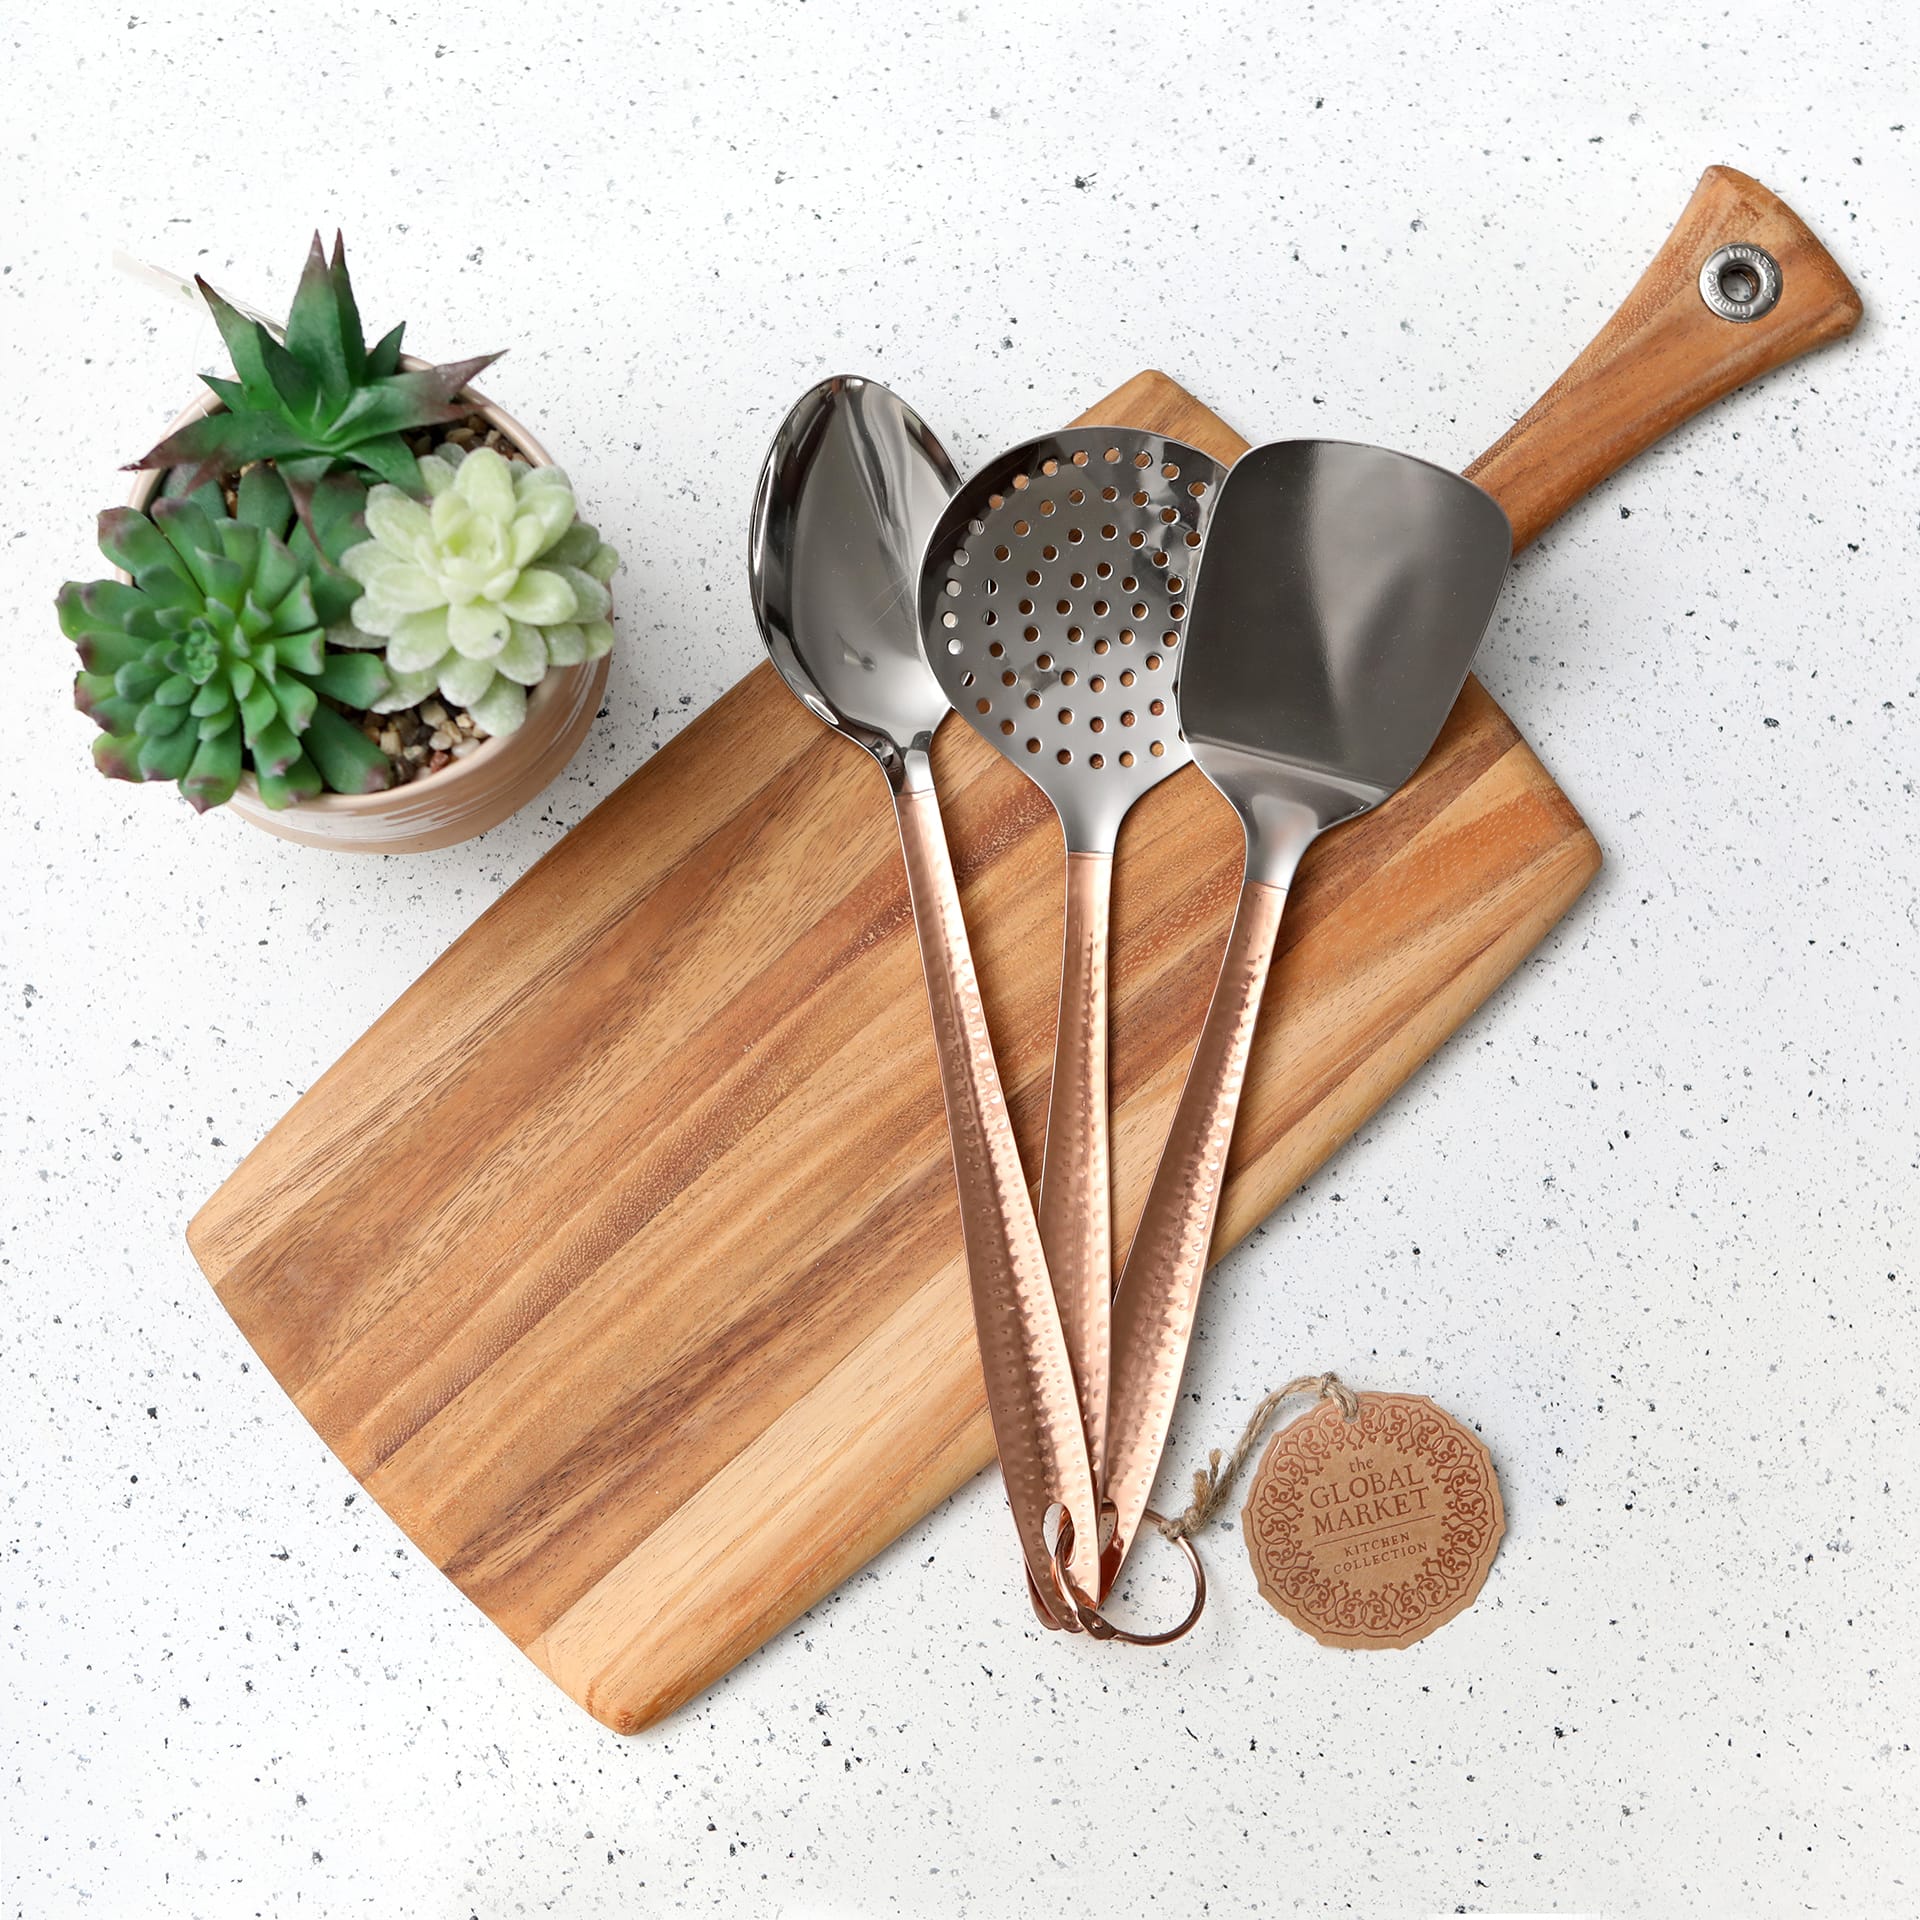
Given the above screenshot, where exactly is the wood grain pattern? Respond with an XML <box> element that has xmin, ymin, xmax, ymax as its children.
<box><xmin>188</xmin><ymin>372</ymin><xmax>1602</xmax><ymax>1731</ymax></box>
<box><xmin>187</xmin><ymin>167</ymin><xmax>1862</xmax><ymax>1732</ymax></box>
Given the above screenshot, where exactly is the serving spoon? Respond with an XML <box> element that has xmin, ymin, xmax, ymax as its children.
<box><xmin>750</xmin><ymin>375</ymin><xmax>1099</xmax><ymax>1623</ymax></box>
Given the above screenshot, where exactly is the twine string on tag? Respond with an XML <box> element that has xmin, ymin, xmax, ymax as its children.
<box><xmin>1156</xmin><ymin>1371</ymin><xmax>1358</xmax><ymax>1544</ymax></box>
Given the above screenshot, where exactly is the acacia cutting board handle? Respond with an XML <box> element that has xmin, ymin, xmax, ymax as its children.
<box><xmin>1465</xmin><ymin>165</ymin><xmax>1862</xmax><ymax>552</ymax></box>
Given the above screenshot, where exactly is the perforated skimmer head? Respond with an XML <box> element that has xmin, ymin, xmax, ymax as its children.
<box><xmin>918</xmin><ymin>430</ymin><xmax>1227</xmax><ymax>850</ymax></box>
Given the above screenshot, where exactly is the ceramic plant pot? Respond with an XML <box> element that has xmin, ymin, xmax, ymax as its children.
<box><xmin>123</xmin><ymin>384</ymin><xmax>611</xmax><ymax>853</ymax></box>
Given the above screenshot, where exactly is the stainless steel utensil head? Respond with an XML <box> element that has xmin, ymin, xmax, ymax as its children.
<box><xmin>919</xmin><ymin>429</ymin><xmax>1227</xmax><ymax>850</ymax></box>
<box><xmin>751</xmin><ymin>375</ymin><xmax>961</xmax><ymax>765</ymax></box>
<box><xmin>1179</xmin><ymin>438</ymin><xmax>1512</xmax><ymax>865</ymax></box>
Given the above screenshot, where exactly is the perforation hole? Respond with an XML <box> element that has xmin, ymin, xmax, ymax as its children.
<box><xmin>1149</xmin><ymin>740</ymin><xmax>1166</xmax><ymax>756</ymax></box>
<box><xmin>1119</xmin><ymin>750</ymin><xmax>1135</xmax><ymax>767</ymax></box>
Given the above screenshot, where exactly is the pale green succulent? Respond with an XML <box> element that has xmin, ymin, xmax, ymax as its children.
<box><xmin>335</xmin><ymin>444</ymin><xmax>617</xmax><ymax>735</ymax></box>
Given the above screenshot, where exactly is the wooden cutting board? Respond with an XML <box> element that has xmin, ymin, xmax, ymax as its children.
<box><xmin>185</xmin><ymin>369</ymin><xmax>1596</xmax><ymax>1729</ymax></box>
<box><xmin>186</xmin><ymin>169</ymin><xmax>1861</xmax><ymax>1730</ymax></box>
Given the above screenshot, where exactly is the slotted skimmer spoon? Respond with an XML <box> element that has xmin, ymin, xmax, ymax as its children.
<box><xmin>1097</xmin><ymin>438</ymin><xmax>1513</xmax><ymax>1600</ymax></box>
<box><xmin>919</xmin><ymin>431</ymin><xmax>1227</xmax><ymax>1500</ymax></box>
<box><xmin>751</xmin><ymin>376</ymin><xmax>1098</xmax><ymax>1625</ymax></box>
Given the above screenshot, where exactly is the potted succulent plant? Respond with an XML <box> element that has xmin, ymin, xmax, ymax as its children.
<box><xmin>58</xmin><ymin>236</ymin><xmax>621</xmax><ymax>851</ymax></box>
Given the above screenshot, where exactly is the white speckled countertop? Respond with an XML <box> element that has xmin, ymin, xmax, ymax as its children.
<box><xmin>4</xmin><ymin>4</ymin><xmax>1915</xmax><ymax>1913</ymax></box>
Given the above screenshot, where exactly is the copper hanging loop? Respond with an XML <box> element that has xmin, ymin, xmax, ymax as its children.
<box><xmin>1047</xmin><ymin>1509</ymin><xmax>1207</xmax><ymax>1646</ymax></box>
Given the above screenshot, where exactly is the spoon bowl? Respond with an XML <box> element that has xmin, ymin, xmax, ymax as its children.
<box><xmin>750</xmin><ymin>375</ymin><xmax>958</xmax><ymax>770</ymax></box>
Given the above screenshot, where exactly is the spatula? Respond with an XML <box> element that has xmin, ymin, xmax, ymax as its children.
<box><xmin>1099</xmin><ymin>439</ymin><xmax>1514</xmax><ymax>1595</ymax></box>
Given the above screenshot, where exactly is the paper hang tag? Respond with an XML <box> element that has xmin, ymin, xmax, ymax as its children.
<box><xmin>1241</xmin><ymin>1391</ymin><xmax>1504</xmax><ymax>1649</ymax></box>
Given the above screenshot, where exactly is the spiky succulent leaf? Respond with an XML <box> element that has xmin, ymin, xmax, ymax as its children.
<box><xmin>126</xmin><ymin>233</ymin><xmax>501</xmax><ymax>505</ymax></box>
<box><xmin>336</xmin><ymin>444</ymin><xmax>619</xmax><ymax>736</ymax></box>
<box><xmin>60</xmin><ymin>488</ymin><xmax>393</xmax><ymax>814</ymax></box>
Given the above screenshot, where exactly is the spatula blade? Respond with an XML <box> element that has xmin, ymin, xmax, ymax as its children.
<box><xmin>1181</xmin><ymin>439</ymin><xmax>1513</xmax><ymax>825</ymax></box>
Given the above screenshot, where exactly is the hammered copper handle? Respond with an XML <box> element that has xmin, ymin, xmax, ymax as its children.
<box><xmin>1037</xmin><ymin>848</ymin><xmax>1115</xmax><ymax>1479</ymax></box>
<box><xmin>1101</xmin><ymin>879</ymin><xmax>1288</xmax><ymax>1592</ymax></box>
<box><xmin>892</xmin><ymin>767</ymin><xmax>1099</xmax><ymax>1619</ymax></box>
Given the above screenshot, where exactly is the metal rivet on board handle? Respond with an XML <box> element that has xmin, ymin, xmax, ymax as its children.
<box><xmin>1698</xmin><ymin>242</ymin><xmax>1783</xmax><ymax>322</ymax></box>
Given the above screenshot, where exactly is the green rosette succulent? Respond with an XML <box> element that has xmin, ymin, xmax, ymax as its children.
<box><xmin>335</xmin><ymin>444</ymin><xmax>618</xmax><ymax>737</ymax></box>
<box><xmin>58</xmin><ymin>469</ymin><xmax>393</xmax><ymax>812</ymax></box>
<box><xmin>128</xmin><ymin>233</ymin><xmax>498</xmax><ymax>508</ymax></box>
